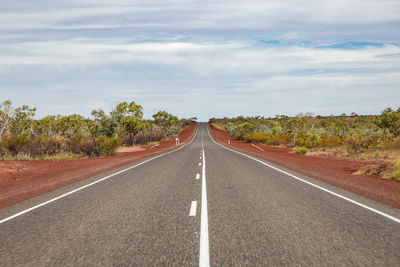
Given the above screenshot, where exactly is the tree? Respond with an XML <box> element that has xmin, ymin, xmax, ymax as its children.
<box><xmin>32</xmin><ymin>115</ymin><xmax>57</xmax><ymax>136</ymax></box>
<box><xmin>55</xmin><ymin>114</ymin><xmax>85</xmax><ymax>139</ymax></box>
<box><xmin>10</xmin><ymin>105</ymin><xmax>36</xmax><ymax>135</ymax></box>
<box><xmin>111</xmin><ymin>101</ymin><xmax>144</xmax><ymax>144</ymax></box>
<box><xmin>287</xmin><ymin>117</ymin><xmax>305</xmax><ymax>146</ymax></box>
<box><xmin>375</xmin><ymin>107</ymin><xmax>400</xmax><ymax>136</ymax></box>
<box><xmin>0</xmin><ymin>100</ymin><xmax>13</xmax><ymax>138</ymax></box>
<box><xmin>272</xmin><ymin>121</ymin><xmax>282</xmax><ymax>135</ymax></box>
<box><xmin>91</xmin><ymin>109</ymin><xmax>119</xmax><ymax>137</ymax></box>
<box><xmin>152</xmin><ymin>111</ymin><xmax>179</xmax><ymax>138</ymax></box>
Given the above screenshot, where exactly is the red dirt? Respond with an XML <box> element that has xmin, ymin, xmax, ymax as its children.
<box><xmin>0</xmin><ymin>123</ymin><xmax>197</xmax><ymax>209</ymax></box>
<box><xmin>209</xmin><ymin>124</ymin><xmax>400</xmax><ymax>209</ymax></box>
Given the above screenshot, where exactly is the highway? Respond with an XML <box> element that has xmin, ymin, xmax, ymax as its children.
<box><xmin>1</xmin><ymin>123</ymin><xmax>400</xmax><ymax>266</ymax></box>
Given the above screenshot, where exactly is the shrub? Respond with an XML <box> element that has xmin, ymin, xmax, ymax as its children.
<box><xmin>319</xmin><ymin>136</ymin><xmax>343</xmax><ymax>147</ymax></box>
<box><xmin>386</xmin><ymin>159</ymin><xmax>400</xmax><ymax>180</ymax></box>
<box><xmin>96</xmin><ymin>136</ymin><xmax>120</xmax><ymax>156</ymax></box>
<box><xmin>133</xmin><ymin>131</ymin><xmax>146</xmax><ymax>144</ymax></box>
<box><xmin>304</xmin><ymin>132</ymin><xmax>321</xmax><ymax>148</ymax></box>
<box><xmin>233</xmin><ymin>123</ymin><xmax>256</xmax><ymax>139</ymax></box>
<box><xmin>79</xmin><ymin>139</ymin><xmax>97</xmax><ymax>156</ymax></box>
<box><xmin>266</xmin><ymin>134</ymin><xmax>289</xmax><ymax>145</ymax></box>
<box><xmin>147</xmin><ymin>128</ymin><xmax>163</xmax><ymax>142</ymax></box>
<box><xmin>345</xmin><ymin>132</ymin><xmax>382</xmax><ymax>153</ymax></box>
<box><xmin>225</xmin><ymin>123</ymin><xmax>236</xmax><ymax>136</ymax></box>
<box><xmin>65</xmin><ymin>136</ymin><xmax>83</xmax><ymax>155</ymax></box>
<box><xmin>295</xmin><ymin>146</ymin><xmax>308</xmax><ymax>155</ymax></box>
<box><xmin>25</xmin><ymin>137</ymin><xmax>62</xmax><ymax>156</ymax></box>
<box><xmin>243</xmin><ymin>133</ymin><xmax>269</xmax><ymax>143</ymax></box>
<box><xmin>2</xmin><ymin>135</ymin><xmax>30</xmax><ymax>156</ymax></box>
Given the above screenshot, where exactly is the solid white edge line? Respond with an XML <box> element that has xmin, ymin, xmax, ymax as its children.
<box><xmin>189</xmin><ymin>201</ymin><xmax>197</xmax><ymax>216</ymax></box>
<box><xmin>199</xmin><ymin>148</ymin><xmax>210</xmax><ymax>267</ymax></box>
<box><xmin>206</xmin><ymin>125</ymin><xmax>400</xmax><ymax>224</ymax></box>
<box><xmin>0</xmin><ymin>125</ymin><xmax>200</xmax><ymax>225</ymax></box>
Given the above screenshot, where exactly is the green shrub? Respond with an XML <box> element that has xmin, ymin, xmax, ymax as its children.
<box><xmin>295</xmin><ymin>146</ymin><xmax>308</xmax><ymax>155</ymax></box>
<box><xmin>225</xmin><ymin>123</ymin><xmax>236</xmax><ymax>136</ymax></box>
<box><xmin>304</xmin><ymin>132</ymin><xmax>321</xmax><ymax>148</ymax></box>
<box><xmin>2</xmin><ymin>135</ymin><xmax>30</xmax><ymax>156</ymax></box>
<box><xmin>233</xmin><ymin>123</ymin><xmax>256</xmax><ymax>139</ymax></box>
<box><xmin>345</xmin><ymin>132</ymin><xmax>382</xmax><ymax>153</ymax></box>
<box><xmin>96</xmin><ymin>136</ymin><xmax>120</xmax><ymax>156</ymax></box>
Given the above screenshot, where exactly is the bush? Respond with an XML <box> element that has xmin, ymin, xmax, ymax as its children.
<box><xmin>79</xmin><ymin>139</ymin><xmax>97</xmax><ymax>156</ymax></box>
<box><xmin>25</xmin><ymin>137</ymin><xmax>62</xmax><ymax>156</ymax></box>
<box><xmin>386</xmin><ymin>159</ymin><xmax>400</xmax><ymax>180</ymax></box>
<box><xmin>1</xmin><ymin>135</ymin><xmax>30</xmax><ymax>156</ymax></box>
<box><xmin>225</xmin><ymin>123</ymin><xmax>236</xmax><ymax>136</ymax></box>
<box><xmin>266</xmin><ymin>134</ymin><xmax>289</xmax><ymax>145</ymax></box>
<box><xmin>319</xmin><ymin>136</ymin><xmax>343</xmax><ymax>147</ymax></box>
<box><xmin>244</xmin><ymin>133</ymin><xmax>269</xmax><ymax>143</ymax></box>
<box><xmin>147</xmin><ymin>128</ymin><xmax>163</xmax><ymax>142</ymax></box>
<box><xmin>65</xmin><ymin>136</ymin><xmax>83</xmax><ymax>154</ymax></box>
<box><xmin>233</xmin><ymin>123</ymin><xmax>256</xmax><ymax>139</ymax></box>
<box><xmin>96</xmin><ymin>136</ymin><xmax>120</xmax><ymax>156</ymax></box>
<box><xmin>133</xmin><ymin>131</ymin><xmax>146</xmax><ymax>144</ymax></box>
<box><xmin>345</xmin><ymin>132</ymin><xmax>382</xmax><ymax>153</ymax></box>
<box><xmin>295</xmin><ymin>147</ymin><xmax>308</xmax><ymax>155</ymax></box>
<box><xmin>304</xmin><ymin>132</ymin><xmax>321</xmax><ymax>148</ymax></box>
<box><xmin>131</xmin><ymin>128</ymin><xmax>164</xmax><ymax>145</ymax></box>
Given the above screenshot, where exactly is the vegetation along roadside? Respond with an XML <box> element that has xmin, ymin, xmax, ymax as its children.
<box><xmin>209</xmin><ymin>107</ymin><xmax>400</xmax><ymax>180</ymax></box>
<box><xmin>0</xmin><ymin>99</ymin><xmax>197</xmax><ymax>160</ymax></box>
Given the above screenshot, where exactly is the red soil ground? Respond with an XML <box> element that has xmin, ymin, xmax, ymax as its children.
<box><xmin>0</xmin><ymin>123</ymin><xmax>197</xmax><ymax>209</ymax></box>
<box><xmin>209</xmin><ymin>124</ymin><xmax>400</xmax><ymax>209</ymax></box>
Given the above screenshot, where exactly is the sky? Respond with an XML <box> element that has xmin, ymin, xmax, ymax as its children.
<box><xmin>1</xmin><ymin>0</ymin><xmax>400</xmax><ymax>121</ymax></box>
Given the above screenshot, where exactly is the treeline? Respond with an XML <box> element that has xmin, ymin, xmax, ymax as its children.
<box><xmin>0</xmin><ymin>100</ymin><xmax>196</xmax><ymax>160</ymax></box>
<box><xmin>209</xmin><ymin>108</ymin><xmax>400</xmax><ymax>154</ymax></box>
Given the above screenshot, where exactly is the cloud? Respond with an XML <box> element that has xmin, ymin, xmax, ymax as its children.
<box><xmin>0</xmin><ymin>0</ymin><xmax>399</xmax><ymax>120</ymax></box>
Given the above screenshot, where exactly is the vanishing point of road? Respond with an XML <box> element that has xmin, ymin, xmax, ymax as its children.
<box><xmin>1</xmin><ymin>123</ymin><xmax>400</xmax><ymax>266</ymax></box>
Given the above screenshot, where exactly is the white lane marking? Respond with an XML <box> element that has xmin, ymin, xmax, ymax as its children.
<box><xmin>199</xmin><ymin>148</ymin><xmax>210</xmax><ymax>267</ymax></box>
<box><xmin>0</xmin><ymin>126</ymin><xmax>200</xmax><ymax>225</ymax></box>
<box><xmin>206</xmin><ymin>125</ymin><xmax>400</xmax><ymax>224</ymax></box>
<box><xmin>196</xmin><ymin>173</ymin><xmax>200</xmax><ymax>180</ymax></box>
<box><xmin>199</xmin><ymin>162</ymin><xmax>202</xmax><ymax>166</ymax></box>
<box><xmin>189</xmin><ymin>201</ymin><xmax>197</xmax><ymax>216</ymax></box>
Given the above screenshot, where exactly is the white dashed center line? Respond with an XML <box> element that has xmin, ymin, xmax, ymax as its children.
<box><xmin>189</xmin><ymin>201</ymin><xmax>197</xmax><ymax>216</ymax></box>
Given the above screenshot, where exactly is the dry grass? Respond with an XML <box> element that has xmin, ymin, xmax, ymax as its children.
<box><xmin>383</xmin><ymin>158</ymin><xmax>400</xmax><ymax>180</ymax></box>
<box><xmin>210</xmin><ymin>123</ymin><xmax>226</xmax><ymax>131</ymax></box>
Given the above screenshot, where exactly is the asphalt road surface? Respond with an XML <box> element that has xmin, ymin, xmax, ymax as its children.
<box><xmin>1</xmin><ymin>123</ymin><xmax>400</xmax><ymax>266</ymax></box>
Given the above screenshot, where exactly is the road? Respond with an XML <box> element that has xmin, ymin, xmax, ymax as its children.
<box><xmin>1</xmin><ymin>123</ymin><xmax>400</xmax><ymax>266</ymax></box>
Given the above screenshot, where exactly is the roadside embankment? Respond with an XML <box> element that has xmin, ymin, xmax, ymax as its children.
<box><xmin>208</xmin><ymin>123</ymin><xmax>400</xmax><ymax>209</ymax></box>
<box><xmin>0</xmin><ymin>123</ymin><xmax>197</xmax><ymax>209</ymax></box>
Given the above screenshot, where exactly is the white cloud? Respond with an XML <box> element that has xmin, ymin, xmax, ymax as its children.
<box><xmin>0</xmin><ymin>0</ymin><xmax>399</xmax><ymax>120</ymax></box>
